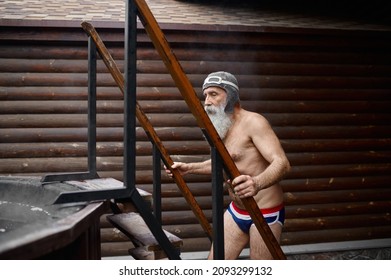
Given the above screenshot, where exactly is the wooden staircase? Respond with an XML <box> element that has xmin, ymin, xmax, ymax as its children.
<box><xmin>107</xmin><ymin>212</ymin><xmax>182</xmax><ymax>260</ymax></box>
<box><xmin>66</xmin><ymin>177</ymin><xmax>183</xmax><ymax>260</ymax></box>
<box><xmin>106</xmin><ymin>184</ymin><xmax>183</xmax><ymax>260</ymax></box>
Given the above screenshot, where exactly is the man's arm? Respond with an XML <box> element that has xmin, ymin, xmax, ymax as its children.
<box><xmin>232</xmin><ymin>115</ymin><xmax>290</xmax><ymax>198</ymax></box>
<box><xmin>165</xmin><ymin>159</ymin><xmax>212</xmax><ymax>177</ymax></box>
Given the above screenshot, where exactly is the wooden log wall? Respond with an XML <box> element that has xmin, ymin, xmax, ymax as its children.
<box><xmin>1</xmin><ymin>21</ymin><xmax>391</xmax><ymax>257</ymax></box>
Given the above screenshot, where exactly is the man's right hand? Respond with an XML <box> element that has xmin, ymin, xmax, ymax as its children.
<box><xmin>164</xmin><ymin>162</ymin><xmax>188</xmax><ymax>178</ymax></box>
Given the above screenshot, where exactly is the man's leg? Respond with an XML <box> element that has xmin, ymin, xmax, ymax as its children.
<box><xmin>248</xmin><ymin>222</ymin><xmax>282</xmax><ymax>260</ymax></box>
<box><xmin>208</xmin><ymin>211</ymin><xmax>249</xmax><ymax>260</ymax></box>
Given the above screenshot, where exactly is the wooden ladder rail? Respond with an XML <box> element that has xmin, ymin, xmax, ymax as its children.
<box><xmin>134</xmin><ymin>0</ymin><xmax>286</xmax><ymax>260</ymax></box>
<box><xmin>81</xmin><ymin>21</ymin><xmax>213</xmax><ymax>241</ymax></box>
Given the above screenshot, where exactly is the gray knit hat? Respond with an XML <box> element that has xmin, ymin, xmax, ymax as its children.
<box><xmin>202</xmin><ymin>71</ymin><xmax>240</xmax><ymax>113</ymax></box>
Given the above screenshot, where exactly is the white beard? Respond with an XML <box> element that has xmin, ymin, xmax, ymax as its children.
<box><xmin>205</xmin><ymin>104</ymin><xmax>232</xmax><ymax>139</ymax></box>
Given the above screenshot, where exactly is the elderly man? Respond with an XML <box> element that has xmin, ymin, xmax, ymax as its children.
<box><xmin>166</xmin><ymin>71</ymin><xmax>290</xmax><ymax>259</ymax></box>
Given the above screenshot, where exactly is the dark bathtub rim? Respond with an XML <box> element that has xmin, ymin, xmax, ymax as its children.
<box><xmin>0</xmin><ymin>201</ymin><xmax>107</xmax><ymax>259</ymax></box>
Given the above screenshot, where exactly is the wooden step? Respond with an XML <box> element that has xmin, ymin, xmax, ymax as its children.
<box><xmin>129</xmin><ymin>247</ymin><xmax>169</xmax><ymax>260</ymax></box>
<box><xmin>65</xmin><ymin>177</ymin><xmax>126</xmax><ymax>191</ymax></box>
<box><xmin>65</xmin><ymin>178</ymin><xmax>152</xmax><ymax>212</ymax></box>
<box><xmin>106</xmin><ymin>212</ymin><xmax>182</xmax><ymax>259</ymax></box>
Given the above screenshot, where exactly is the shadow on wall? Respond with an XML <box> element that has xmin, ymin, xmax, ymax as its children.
<box><xmin>175</xmin><ymin>0</ymin><xmax>391</xmax><ymax>25</ymax></box>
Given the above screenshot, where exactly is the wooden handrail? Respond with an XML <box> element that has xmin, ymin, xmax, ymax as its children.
<box><xmin>81</xmin><ymin>21</ymin><xmax>213</xmax><ymax>241</ymax></box>
<box><xmin>134</xmin><ymin>0</ymin><xmax>286</xmax><ymax>259</ymax></box>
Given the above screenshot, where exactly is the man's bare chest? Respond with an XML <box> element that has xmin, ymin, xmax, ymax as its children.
<box><xmin>224</xmin><ymin>135</ymin><xmax>253</xmax><ymax>163</ymax></box>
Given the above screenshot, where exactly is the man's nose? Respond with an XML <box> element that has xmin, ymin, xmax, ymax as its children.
<box><xmin>204</xmin><ymin>95</ymin><xmax>211</xmax><ymax>105</ymax></box>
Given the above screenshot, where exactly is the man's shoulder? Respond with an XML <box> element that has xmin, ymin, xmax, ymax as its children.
<box><xmin>241</xmin><ymin>109</ymin><xmax>268</xmax><ymax>124</ymax></box>
<box><xmin>237</xmin><ymin>110</ymin><xmax>274</xmax><ymax>137</ymax></box>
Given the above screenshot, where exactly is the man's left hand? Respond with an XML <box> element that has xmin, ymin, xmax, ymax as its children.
<box><xmin>230</xmin><ymin>175</ymin><xmax>258</xmax><ymax>198</ymax></box>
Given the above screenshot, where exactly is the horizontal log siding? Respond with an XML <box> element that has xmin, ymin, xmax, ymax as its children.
<box><xmin>1</xmin><ymin>23</ymin><xmax>390</xmax><ymax>257</ymax></box>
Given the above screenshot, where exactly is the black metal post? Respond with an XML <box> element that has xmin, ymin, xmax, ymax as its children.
<box><xmin>211</xmin><ymin>146</ymin><xmax>225</xmax><ymax>259</ymax></box>
<box><xmin>153</xmin><ymin>144</ymin><xmax>162</xmax><ymax>224</ymax></box>
<box><xmin>123</xmin><ymin>0</ymin><xmax>137</xmax><ymax>192</ymax></box>
<box><xmin>87</xmin><ymin>36</ymin><xmax>98</xmax><ymax>177</ymax></box>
